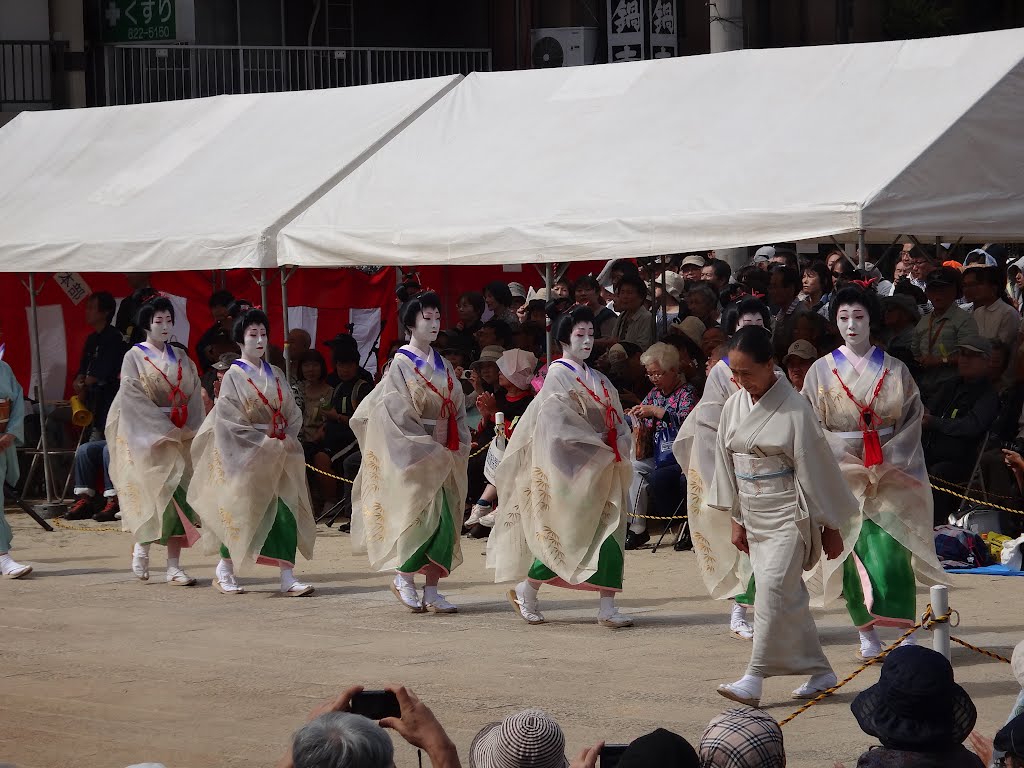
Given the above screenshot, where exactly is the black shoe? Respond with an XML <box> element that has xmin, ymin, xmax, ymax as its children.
<box><xmin>93</xmin><ymin>498</ymin><xmax>120</xmax><ymax>522</ymax></box>
<box><xmin>339</xmin><ymin>522</ymin><xmax>351</xmax><ymax>533</ymax></box>
<box><xmin>624</xmin><ymin>530</ymin><xmax>651</xmax><ymax>550</ymax></box>
<box><xmin>469</xmin><ymin>524</ymin><xmax>492</xmax><ymax>539</ymax></box>
<box><xmin>65</xmin><ymin>497</ymin><xmax>96</xmax><ymax>520</ymax></box>
<box><xmin>674</xmin><ymin>532</ymin><xmax>693</xmax><ymax>552</ymax></box>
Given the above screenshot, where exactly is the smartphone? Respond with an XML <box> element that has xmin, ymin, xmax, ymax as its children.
<box><xmin>599</xmin><ymin>744</ymin><xmax>629</xmax><ymax>768</ymax></box>
<box><xmin>350</xmin><ymin>690</ymin><xmax>401</xmax><ymax>720</ymax></box>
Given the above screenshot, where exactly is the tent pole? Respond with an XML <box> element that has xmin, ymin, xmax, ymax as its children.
<box><xmin>26</xmin><ymin>274</ymin><xmax>64</xmax><ymax>517</ymax></box>
<box><xmin>649</xmin><ymin>258</ymin><xmax>658</xmax><ymax>342</ymax></box>
<box><xmin>857</xmin><ymin>230</ymin><xmax>867</xmax><ymax>271</ymax></box>
<box><xmin>259</xmin><ymin>268</ymin><xmax>268</xmax><ymax>311</ymax></box>
<box><xmin>545</xmin><ymin>263</ymin><xmax>553</xmax><ymax>364</ymax></box>
<box><xmin>280</xmin><ymin>267</ymin><xmax>295</xmax><ymax>373</ymax></box>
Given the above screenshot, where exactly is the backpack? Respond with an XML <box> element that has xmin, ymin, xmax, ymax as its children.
<box><xmin>934</xmin><ymin>524</ymin><xmax>992</xmax><ymax>569</ymax></box>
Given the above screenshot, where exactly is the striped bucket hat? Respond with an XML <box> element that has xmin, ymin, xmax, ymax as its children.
<box><xmin>469</xmin><ymin>709</ymin><xmax>569</xmax><ymax>768</ymax></box>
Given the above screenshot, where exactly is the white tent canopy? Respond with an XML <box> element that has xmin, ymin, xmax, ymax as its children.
<box><xmin>279</xmin><ymin>28</ymin><xmax>1024</xmax><ymax>268</ymax></box>
<box><xmin>0</xmin><ymin>75</ymin><xmax>460</xmax><ymax>272</ymax></box>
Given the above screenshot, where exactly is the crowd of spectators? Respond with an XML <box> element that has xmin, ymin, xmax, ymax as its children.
<box><xmin>261</xmin><ymin>642</ymin><xmax>1024</xmax><ymax>768</ymax></box>
<box><xmin>51</xmin><ymin>241</ymin><xmax>1024</xmax><ymax>547</ymax></box>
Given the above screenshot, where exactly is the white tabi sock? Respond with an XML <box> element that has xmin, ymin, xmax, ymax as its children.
<box><xmin>0</xmin><ymin>553</ymin><xmax>12</xmax><ymax>569</ymax></box>
<box><xmin>735</xmin><ymin>674</ymin><xmax>764</xmax><ymax>696</ymax></box>
<box><xmin>166</xmin><ymin>558</ymin><xmax>180</xmax><ymax>571</ymax></box>
<box><xmin>216</xmin><ymin>558</ymin><xmax>234</xmax><ymax>579</ymax></box>
<box><xmin>397</xmin><ymin>571</ymin><xmax>415</xmax><ymax>586</ymax></box>
<box><xmin>599</xmin><ymin>595</ymin><xmax>615</xmax><ymax>614</ymax></box>
<box><xmin>280</xmin><ymin>567</ymin><xmax>295</xmax><ymax>587</ymax></box>
<box><xmin>133</xmin><ymin>542</ymin><xmax>150</xmax><ymax>558</ymax></box>
<box><xmin>423</xmin><ymin>585</ymin><xmax>439</xmax><ymax>602</ymax></box>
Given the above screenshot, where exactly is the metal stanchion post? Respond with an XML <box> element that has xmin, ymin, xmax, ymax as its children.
<box><xmin>931</xmin><ymin>584</ymin><xmax>950</xmax><ymax>660</ymax></box>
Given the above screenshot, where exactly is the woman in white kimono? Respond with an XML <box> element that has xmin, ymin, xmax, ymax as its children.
<box><xmin>0</xmin><ymin>350</ymin><xmax>31</xmax><ymax>579</ymax></box>
<box><xmin>802</xmin><ymin>287</ymin><xmax>946</xmax><ymax>660</ymax></box>
<box><xmin>106</xmin><ymin>297</ymin><xmax>203</xmax><ymax>586</ymax></box>
<box><xmin>710</xmin><ymin>326</ymin><xmax>856</xmax><ymax>707</ymax></box>
<box><xmin>350</xmin><ymin>292</ymin><xmax>469</xmax><ymax>614</ymax></box>
<box><xmin>673</xmin><ymin>297</ymin><xmax>774</xmax><ymax>640</ymax></box>
<box><xmin>489</xmin><ymin>306</ymin><xmax>633</xmax><ymax>629</ymax></box>
<box><xmin>188</xmin><ymin>308</ymin><xmax>316</xmax><ymax>597</ymax></box>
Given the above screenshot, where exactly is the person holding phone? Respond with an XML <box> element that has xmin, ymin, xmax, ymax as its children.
<box><xmin>709</xmin><ymin>326</ymin><xmax>857</xmax><ymax>707</ymax></box>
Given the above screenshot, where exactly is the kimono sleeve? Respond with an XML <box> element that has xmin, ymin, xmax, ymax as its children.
<box><xmin>707</xmin><ymin>401</ymin><xmax>740</xmax><ymax>523</ymax></box>
<box><xmin>792</xmin><ymin>401</ymin><xmax>857</xmax><ymax>532</ymax></box>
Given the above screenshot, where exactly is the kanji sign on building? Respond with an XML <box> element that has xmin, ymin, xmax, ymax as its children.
<box><xmin>650</xmin><ymin>0</ymin><xmax>678</xmax><ymax>58</ymax></box>
<box><xmin>55</xmin><ymin>273</ymin><xmax>91</xmax><ymax>306</ymax></box>
<box><xmin>102</xmin><ymin>0</ymin><xmax>176</xmax><ymax>43</ymax></box>
<box><xmin>608</xmin><ymin>0</ymin><xmax>644</xmax><ymax>62</ymax></box>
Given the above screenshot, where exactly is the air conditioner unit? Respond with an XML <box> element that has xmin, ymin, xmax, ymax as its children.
<box><xmin>530</xmin><ymin>27</ymin><xmax>599</xmax><ymax>68</ymax></box>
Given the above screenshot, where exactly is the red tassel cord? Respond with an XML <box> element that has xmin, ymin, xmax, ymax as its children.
<box><xmin>831</xmin><ymin>366</ymin><xmax>890</xmax><ymax>468</ymax></box>
<box><xmin>576</xmin><ymin>376</ymin><xmax>624</xmax><ymax>463</ymax></box>
<box><xmin>143</xmin><ymin>354</ymin><xmax>189</xmax><ymax>429</ymax></box>
<box><xmin>246</xmin><ymin>374</ymin><xmax>288</xmax><ymax>440</ymax></box>
<box><xmin>412</xmin><ymin>366</ymin><xmax>461</xmax><ymax>452</ymax></box>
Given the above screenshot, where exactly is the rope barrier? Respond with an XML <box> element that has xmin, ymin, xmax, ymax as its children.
<box><xmin>928</xmin><ymin>474</ymin><xmax>1021</xmax><ymax>502</ymax></box>
<box><xmin>779</xmin><ymin>605</ymin><xmax>1014</xmax><ymax>727</ymax></box>
<box><xmin>305</xmin><ymin>438</ymin><xmax>495</xmax><ymax>483</ymax></box>
<box><xmin>52</xmin><ymin>517</ymin><xmax>126</xmax><ymax>534</ymax></box>
<box><xmin>928</xmin><ymin>477</ymin><xmax>1024</xmax><ymax>516</ymax></box>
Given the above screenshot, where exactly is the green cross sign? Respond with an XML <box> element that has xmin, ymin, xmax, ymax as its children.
<box><xmin>102</xmin><ymin>0</ymin><xmax>176</xmax><ymax>43</ymax></box>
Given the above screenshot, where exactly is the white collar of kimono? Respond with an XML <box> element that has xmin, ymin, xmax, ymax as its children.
<box><xmin>232</xmin><ymin>358</ymin><xmax>274</xmax><ymax>378</ymax></box>
<box><xmin>136</xmin><ymin>341</ymin><xmax>176</xmax><ymax>362</ymax></box>
<box><xmin>832</xmin><ymin>345</ymin><xmax>883</xmax><ymax>375</ymax></box>
<box><xmin>397</xmin><ymin>346</ymin><xmax>445</xmax><ymax>372</ymax></box>
<box><xmin>553</xmin><ymin>358</ymin><xmax>598</xmax><ymax>388</ymax></box>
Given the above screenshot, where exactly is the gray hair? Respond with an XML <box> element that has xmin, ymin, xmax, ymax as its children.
<box><xmin>640</xmin><ymin>342</ymin><xmax>680</xmax><ymax>372</ymax></box>
<box><xmin>686</xmin><ymin>284</ymin><xmax>720</xmax><ymax>311</ymax></box>
<box><xmin>292</xmin><ymin>712</ymin><xmax>394</xmax><ymax>768</ymax></box>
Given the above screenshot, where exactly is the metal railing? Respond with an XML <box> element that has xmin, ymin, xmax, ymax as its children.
<box><xmin>0</xmin><ymin>41</ymin><xmax>68</xmax><ymax>109</ymax></box>
<box><xmin>103</xmin><ymin>44</ymin><xmax>491</xmax><ymax>105</ymax></box>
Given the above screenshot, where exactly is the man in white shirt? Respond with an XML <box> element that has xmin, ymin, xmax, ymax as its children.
<box><xmin>963</xmin><ymin>266</ymin><xmax>1019</xmax><ymax>348</ymax></box>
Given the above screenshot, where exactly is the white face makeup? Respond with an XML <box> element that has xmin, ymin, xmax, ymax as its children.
<box><xmin>836</xmin><ymin>303</ymin><xmax>870</xmax><ymax>352</ymax></box>
<box><xmin>736</xmin><ymin>312</ymin><xmax>764</xmax><ymax>329</ymax></box>
<box><xmin>411</xmin><ymin>308</ymin><xmax>441</xmax><ymax>346</ymax></box>
<box><xmin>565</xmin><ymin>321</ymin><xmax>595</xmax><ymax>361</ymax></box>
<box><xmin>147</xmin><ymin>311</ymin><xmax>173</xmax><ymax>345</ymax></box>
<box><xmin>242</xmin><ymin>323</ymin><xmax>268</xmax><ymax>360</ymax></box>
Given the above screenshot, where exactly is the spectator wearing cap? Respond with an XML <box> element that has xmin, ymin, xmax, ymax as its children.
<box><xmin>770</xmin><ymin>248</ymin><xmax>799</xmax><ymax>270</ymax></box>
<box><xmin>849</xmin><ymin>645</ymin><xmax>982</xmax><ymax>768</ymax></box>
<box><xmin>624</xmin><ymin>342</ymin><xmax>697</xmax><ymax>549</ymax></box>
<box><xmin>699</xmin><ymin>709</ymin><xmax>785</xmax><ymax>768</ymax></box>
<box><xmin>609</xmin><ymin>276</ymin><xmax>655</xmax><ymax>353</ymax></box>
<box><xmin>913</xmin><ymin>267</ymin><xmax>981</xmax><ymax>403</ymax></box>
<box><xmin>923</xmin><ymin>335</ymin><xmax>1000</xmax><ymax>525</ymax></box>
<box><xmin>484</xmin><ymin>281</ymin><xmax>520</xmax><ymax>327</ymax></box>
<box><xmin>469</xmin><ymin>709</ymin><xmax>567</xmax><ymax>768</ymax></box>
<box><xmin>752</xmin><ymin>245</ymin><xmax>775</xmax><ymax>270</ymax></box>
<box><xmin>680</xmin><ymin>253</ymin><xmax>707</xmax><ymax>284</ymax></box>
<box><xmin>881</xmin><ymin>293</ymin><xmax>922</xmax><ymax>373</ymax></box>
<box><xmin>783</xmin><ymin>340</ymin><xmax>817</xmax><ymax>392</ymax></box>
<box><xmin>769</xmin><ymin>265</ymin><xmax>809</xmax><ymax>364</ymax></box>
<box><xmin>465</xmin><ymin>348</ymin><xmax>538</xmax><ymax>534</ymax></box>
<box><xmin>701</xmin><ymin>260</ymin><xmax>732</xmax><ymax>294</ymax></box>
<box><xmin>962</xmin><ymin>266</ymin><xmax>1019</xmax><ymax>348</ymax></box>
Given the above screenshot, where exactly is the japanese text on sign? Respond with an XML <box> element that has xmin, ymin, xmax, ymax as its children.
<box><xmin>55</xmin><ymin>273</ymin><xmax>91</xmax><ymax>306</ymax></box>
<box><xmin>103</xmin><ymin>0</ymin><xmax>175</xmax><ymax>43</ymax></box>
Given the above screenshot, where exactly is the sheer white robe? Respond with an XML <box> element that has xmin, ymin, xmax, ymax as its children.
<box><xmin>488</xmin><ymin>360</ymin><xmax>632</xmax><ymax>586</ymax></box>
<box><xmin>188</xmin><ymin>360</ymin><xmax>316</xmax><ymax>569</ymax></box>
<box><xmin>350</xmin><ymin>348</ymin><xmax>469</xmax><ymax>573</ymax></box>
<box><xmin>801</xmin><ymin>347</ymin><xmax>946</xmax><ymax>607</ymax></box>
<box><xmin>106</xmin><ymin>343</ymin><xmax>203</xmax><ymax>544</ymax></box>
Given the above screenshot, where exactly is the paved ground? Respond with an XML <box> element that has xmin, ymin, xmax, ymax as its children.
<box><xmin>1</xmin><ymin>511</ymin><xmax>1021</xmax><ymax>768</ymax></box>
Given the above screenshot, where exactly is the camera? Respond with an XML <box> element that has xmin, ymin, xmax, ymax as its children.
<box><xmin>599</xmin><ymin>744</ymin><xmax>628</xmax><ymax>768</ymax></box>
<box><xmin>462</xmin><ymin>369</ymin><xmax>474</xmax><ymax>380</ymax></box>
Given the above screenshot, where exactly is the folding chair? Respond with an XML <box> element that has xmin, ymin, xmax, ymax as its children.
<box><xmin>3</xmin><ymin>482</ymin><xmax>54</xmax><ymax>532</ymax></box>
<box><xmin>315</xmin><ymin>440</ymin><xmax>359</xmax><ymax>527</ymax></box>
<box><xmin>631</xmin><ymin>467</ymin><xmax>690</xmax><ymax>554</ymax></box>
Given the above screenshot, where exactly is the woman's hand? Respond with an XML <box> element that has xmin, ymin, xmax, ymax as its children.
<box><xmin>1002</xmin><ymin>448</ymin><xmax>1024</xmax><ymax>473</ymax></box>
<box><xmin>822</xmin><ymin>527</ymin><xmax>844</xmax><ymax>560</ymax></box>
<box><xmin>477</xmin><ymin>392</ymin><xmax>497</xmax><ymax>421</ymax></box>
<box><xmin>731</xmin><ymin>521</ymin><xmax>749</xmax><ymax>554</ymax></box>
<box><xmin>470</xmin><ymin>369</ymin><xmax>482</xmax><ymax>394</ymax></box>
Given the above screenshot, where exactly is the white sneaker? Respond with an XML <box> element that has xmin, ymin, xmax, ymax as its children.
<box><xmin>730</xmin><ymin>603</ymin><xmax>754</xmax><ymax>641</ymax></box>
<box><xmin>166</xmin><ymin>566</ymin><xmax>197</xmax><ymax>587</ymax></box>
<box><xmin>390</xmin><ymin>576</ymin><xmax>424</xmax><ymax>612</ymax></box>
<box><xmin>282</xmin><ymin>580</ymin><xmax>314</xmax><ymax>597</ymax></box>
<box><xmin>424</xmin><ymin>593</ymin><xmax>458</xmax><ymax>614</ymax></box>
<box><xmin>1</xmin><ymin>557</ymin><xmax>32</xmax><ymax>579</ymax></box>
<box><xmin>597</xmin><ymin>609</ymin><xmax>634</xmax><ymax>628</ymax></box>
<box><xmin>507</xmin><ymin>582</ymin><xmax>544</xmax><ymax>625</ymax></box>
<box><xmin>465</xmin><ymin>503</ymin><xmax>491</xmax><ymax>527</ymax></box>
<box><xmin>214</xmin><ymin>560</ymin><xmax>244</xmax><ymax>594</ymax></box>
<box><xmin>131</xmin><ymin>543</ymin><xmax>150</xmax><ymax>581</ymax></box>
<box><xmin>792</xmin><ymin>672</ymin><xmax>837</xmax><ymax>699</ymax></box>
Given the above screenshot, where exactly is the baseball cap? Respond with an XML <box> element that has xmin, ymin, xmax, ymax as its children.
<box><xmin>496</xmin><ymin>349</ymin><xmax>538</xmax><ymax>391</ymax></box>
<box><xmin>784</xmin><ymin>340</ymin><xmax>817</xmax><ymax>363</ymax></box>
<box><xmin>753</xmin><ymin>245</ymin><xmax>776</xmax><ymax>263</ymax></box>
<box><xmin>958</xmin><ymin>336</ymin><xmax>992</xmax><ymax>356</ymax></box>
<box><xmin>662</xmin><ymin>271</ymin><xmax>686</xmax><ymax>300</ymax></box>
<box><xmin>681</xmin><ymin>254</ymin><xmax>706</xmax><ymax>269</ymax></box>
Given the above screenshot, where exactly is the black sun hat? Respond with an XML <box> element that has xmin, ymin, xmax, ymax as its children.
<box><xmin>851</xmin><ymin>645</ymin><xmax>976</xmax><ymax>751</ymax></box>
